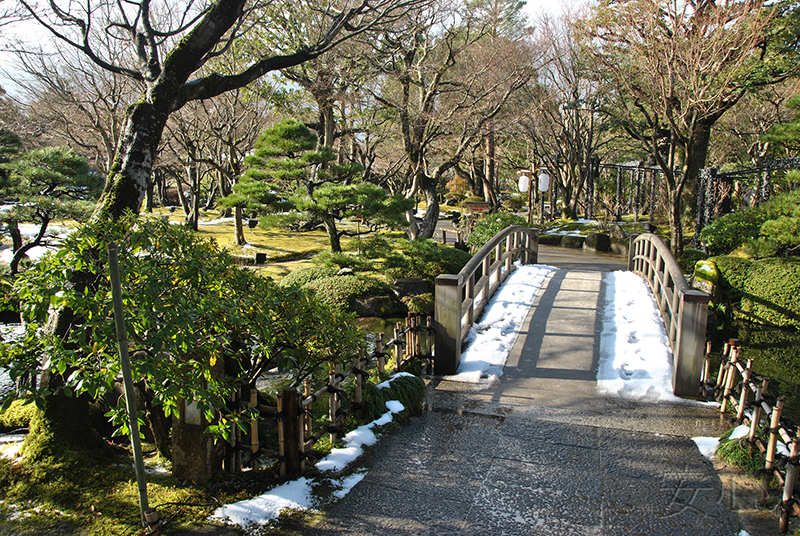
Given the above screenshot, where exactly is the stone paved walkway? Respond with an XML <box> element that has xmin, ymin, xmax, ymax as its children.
<box><xmin>307</xmin><ymin>250</ymin><xmax>741</xmax><ymax>536</ymax></box>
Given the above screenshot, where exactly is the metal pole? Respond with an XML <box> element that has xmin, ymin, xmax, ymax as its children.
<box><xmin>108</xmin><ymin>243</ymin><xmax>151</xmax><ymax>527</ymax></box>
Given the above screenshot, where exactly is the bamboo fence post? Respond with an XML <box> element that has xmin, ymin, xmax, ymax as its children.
<box><xmin>721</xmin><ymin>349</ymin><xmax>739</xmax><ymax>413</ymax></box>
<box><xmin>281</xmin><ymin>387</ymin><xmax>302</xmax><ymax>477</ymax></box>
<box><xmin>406</xmin><ymin>316</ymin><xmax>412</xmax><ymax>364</ymax></box>
<box><xmin>250</xmin><ymin>388</ymin><xmax>259</xmax><ymax>471</ymax></box>
<box><xmin>736</xmin><ymin>360</ymin><xmax>753</xmax><ymax>423</ymax></box>
<box><xmin>749</xmin><ymin>378</ymin><xmax>769</xmax><ymax>443</ymax></box>
<box><xmin>304</xmin><ymin>380</ymin><xmax>312</xmax><ymax>448</ymax></box>
<box><xmin>277</xmin><ymin>392</ymin><xmax>286</xmax><ymax>478</ymax></box>
<box><xmin>235</xmin><ymin>387</ymin><xmax>242</xmax><ymax>472</ymax></box>
<box><xmin>780</xmin><ymin>438</ymin><xmax>800</xmax><ymax>533</ymax></box>
<box><xmin>415</xmin><ymin>315</ymin><xmax>422</xmax><ymax>357</ymax></box>
<box><xmin>715</xmin><ymin>345</ymin><xmax>728</xmax><ymax>390</ymax></box>
<box><xmin>377</xmin><ymin>332</ymin><xmax>386</xmax><ymax>375</ymax></box>
<box><xmin>442</xmin><ymin>229</ymin><xmax>447</xmax><ymax>245</ymax></box>
<box><xmin>394</xmin><ymin>323</ymin><xmax>402</xmax><ymax>372</ymax></box>
<box><xmin>762</xmin><ymin>398</ymin><xmax>785</xmax><ymax>506</ymax></box>
<box><xmin>329</xmin><ymin>365</ymin><xmax>338</xmax><ymax>444</ymax></box>
<box><xmin>701</xmin><ymin>341</ymin><xmax>712</xmax><ymax>386</ymax></box>
<box><xmin>426</xmin><ymin>316</ymin><xmax>433</xmax><ymax>375</ymax></box>
<box><xmin>354</xmin><ymin>350</ymin><xmax>364</xmax><ymax>406</ymax></box>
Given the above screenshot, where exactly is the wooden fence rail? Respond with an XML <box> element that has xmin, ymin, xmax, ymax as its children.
<box><xmin>434</xmin><ymin>225</ymin><xmax>539</xmax><ymax>375</ymax></box>
<box><xmin>225</xmin><ymin>314</ymin><xmax>433</xmax><ymax>478</ymax></box>
<box><xmin>707</xmin><ymin>340</ymin><xmax>800</xmax><ymax>533</ymax></box>
<box><xmin>628</xmin><ymin>233</ymin><xmax>710</xmax><ymax>397</ymax></box>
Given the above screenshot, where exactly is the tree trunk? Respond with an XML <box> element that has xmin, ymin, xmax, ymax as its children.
<box><xmin>322</xmin><ymin>214</ymin><xmax>341</xmax><ymax>252</ymax></box>
<box><xmin>483</xmin><ymin>132</ymin><xmax>498</xmax><ymax>208</ymax></box>
<box><xmin>234</xmin><ymin>206</ymin><xmax>245</xmax><ymax>245</ymax></box>
<box><xmin>668</xmin><ymin>189</ymin><xmax>683</xmax><ymax>257</ymax></box>
<box><xmin>416</xmin><ymin>178</ymin><xmax>440</xmax><ymax>239</ymax></box>
<box><xmin>92</xmin><ymin>101</ymin><xmax>168</xmax><ymax>221</ymax></box>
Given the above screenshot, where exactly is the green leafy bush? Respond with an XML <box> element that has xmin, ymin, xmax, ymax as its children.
<box><xmin>304</xmin><ymin>274</ymin><xmax>404</xmax><ymax>316</ymax></box>
<box><xmin>279</xmin><ymin>265</ymin><xmax>338</xmax><ymax>288</ymax></box>
<box><xmin>713</xmin><ymin>256</ymin><xmax>752</xmax><ymax>304</ymax></box>
<box><xmin>699</xmin><ymin>208</ymin><xmax>766</xmax><ymax>256</ymax></box>
<box><xmin>2</xmin><ymin>217</ymin><xmax>362</xmax><ymax>446</ymax></box>
<box><xmin>466</xmin><ymin>212</ymin><xmax>528</xmax><ymax>251</ymax></box>
<box><xmin>384</xmin><ymin>239</ymin><xmax>471</xmax><ymax>283</ymax></box>
<box><xmin>700</xmin><ymin>189</ymin><xmax>800</xmax><ymax>257</ymax></box>
<box><xmin>741</xmin><ymin>257</ymin><xmax>800</xmax><ymax>329</ymax></box>
<box><xmin>503</xmin><ymin>195</ymin><xmax>525</xmax><ymax>212</ymax></box>
<box><xmin>678</xmin><ymin>248</ymin><xmax>709</xmax><ymax>274</ymax></box>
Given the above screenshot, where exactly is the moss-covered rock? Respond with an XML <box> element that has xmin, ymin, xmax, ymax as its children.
<box><xmin>560</xmin><ymin>235</ymin><xmax>585</xmax><ymax>248</ymax></box>
<box><xmin>583</xmin><ymin>232</ymin><xmax>610</xmax><ymax>252</ymax></box>
<box><xmin>693</xmin><ymin>259</ymin><xmax>719</xmax><ymax>299</ymax></box>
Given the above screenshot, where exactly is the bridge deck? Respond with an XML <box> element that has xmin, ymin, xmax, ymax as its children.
<box><xmin>308</xmin><ymin>247</ymin><xmax>755</xmax><ymax>536</ymax></box>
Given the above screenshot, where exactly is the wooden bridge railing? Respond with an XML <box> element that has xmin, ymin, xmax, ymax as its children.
<box><xmin>434</xmin><ymin>225</ymin><xmax>539</xmax><ymax>375</ymax></box>
<box><xmin>628</xmin><ymin>233</ymin><xmax>710</xmax><ymax>397</ymax></box>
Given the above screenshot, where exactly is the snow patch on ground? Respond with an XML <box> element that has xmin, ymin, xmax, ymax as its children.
<box><xmin>692</xmin><ymin>437</ymin><xmax>720</xmax><ymax>460</ymax></box>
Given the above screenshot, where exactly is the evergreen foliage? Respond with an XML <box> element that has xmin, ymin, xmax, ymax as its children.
<box><xmin>220</xmin><ymin>119</ymin><xmax>412</xmax><ymax>252</ymax></box>
<box><xmin>465</xmin><ymin>212</ymin><xmax>528</xmax><ymax>251</ymax></box>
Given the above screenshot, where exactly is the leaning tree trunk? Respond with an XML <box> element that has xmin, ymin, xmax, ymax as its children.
<box><xmin>92</xmin><ymin>101</ymin><xmax>169</xmax><ymax>221</ymax></box>
<box><xmin>322</xmin><ymin>214</ymin><xmax>342</xmax><ymax>252</ymax></box>
<box><xmin>415</xmin><ymin>177</ymin><xmax>440</xmax><ymax>240</ymax></box>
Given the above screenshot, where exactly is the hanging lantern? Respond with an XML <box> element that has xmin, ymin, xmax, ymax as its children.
<box><xmin>517</xmin><ymin>171</ymin><xmax>531</xmax><ymax>193</ymax></box>
<box><xmin>538</xmin><ymin>168</ymin><xmax>551</xmax><ymax>192</ymax></box>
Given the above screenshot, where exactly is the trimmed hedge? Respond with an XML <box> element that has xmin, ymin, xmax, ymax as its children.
<box><xmin>304</xmin><ymin>274</ymin><xmax>405</xmax><ymax>316</ymax></box>
<box><xmin>741</xmin><ymin>258</ymin><xmax>800</xmax><ymax>329</ymax></box>
<box><xmin>384</xmin><ymin>239</ymin><xmax>471</xmax><ymax>284</ymax></box>
<box><xmin>713</xmin><ymin>256</ymin><xmax>752</xmax><ymax>304</ymax></box>
<box><xmin>279</xmin><ymin>265</ymin><xmax>338</xmax><ymax>288</ymax></box>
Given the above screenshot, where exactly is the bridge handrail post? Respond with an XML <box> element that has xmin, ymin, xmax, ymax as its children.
<box><xmin>674</xmin><ymin>288</ymin><xmax>710</xmax><ymax>397</ymax></box>
<box><xmin>435</xmin><ymin>274</ymin><xmax>464</xmax><ymax>375</ymax></box>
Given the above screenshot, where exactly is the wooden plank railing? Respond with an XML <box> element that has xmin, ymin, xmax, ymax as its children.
<box><xmin>434</xmin><ymin>225</ymin><xmax>539</xmax><ymax>375</ymax></box>
<box><xmin>708</xmin><ymin>340</ymin><xmax>800</xmax><ymax>533</ymax></box>
<box><xmin>226</xmin><ymin>314</ymin><xmax>433</xmax><ymax>478</ymax></box>
<box><xmin>628</xmin><ymin>233</ymin><xmax>710</xmax><ymax>397</ymax></box>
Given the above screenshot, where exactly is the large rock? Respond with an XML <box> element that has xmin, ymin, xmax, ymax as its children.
<box><xmin>392</xmin><ymin>278</ymin><xmax>429</xmax><ymax>297</ymax></box>
<box><xmin>583</xmin><ymin>232</ymin><xmax>611</xmax><ymax>252</ymax></box>
<box><xmin>353</xmin><ymin>295</ymin><xmax>404</xmax><ymax>317</ymax></box>
<box><xmin>560</xmin><ymin>235</ymin><xmax>585</xmax><ymax>249</ymax></box>
<box><xmin>609</xmin><ymin>224</ymin><xmax>629</xmax><ymax>256</ymax></box>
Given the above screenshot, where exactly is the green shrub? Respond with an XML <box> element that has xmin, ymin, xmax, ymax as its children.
<box><xmin>279</xmin><ymin>265</ymin><xmax>338</xmax><ymax>288</ymax></box>
<box><xmin>503</xmin><ymin>195</ymin><xmax>525</xmax><ymax>212</ymax></box>
<box><xmin>384</xmin><ymin>239</ymin><xmax>471</xmax><ymax>284</ymax></box>
<box><xmin>0</xmin><ymin>400</ymin><xmax>35</xmax><ymax>431</ymax></box>
<box><xmin>314</xmin><ymin>250</ymin><xmax>376</xmax><ymax>272</ymax></box>
<box><xmin>466</xmin><ymin>212</ymin><xmax>528</xmax><ymax>251</ymax></box>
<box><xmin>713</xmin><ymin>256</ymin><xmax>753</xmax><ymax>304</ymax></box>
<box><xmin>700</xmin><ymin>208</ymin><xmax>767</xmax><ymax>255</ymax></box>
<box><xmin>741</xmin><ymin>257</ymin><xmax>800</xmax><ymax>329</ymax></box>
<box><xmin>401</xmin><ymin>293</ymin><xmax>434</xmax><ymax>315</ymax></box>
<box><xmin>304</xmin><ymin>274</ymin><xmax>404</xmax><ymax>316</ymax></box>
<box><xmin>678</xmin><ymin>248</ymin><xmax>709</xmax><ymax>274</ymax></box>
<box><xmin>701</xmin><ymin>189</ymin><xmax>800</xmax><ymax>257</ymax></box>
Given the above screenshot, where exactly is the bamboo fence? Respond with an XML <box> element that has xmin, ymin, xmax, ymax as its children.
<box><xmin>706</xmin><ymin>340</ymin><xmax>800</xmax><ymax>533</ymax></box>
<box><xmin>223</xmin><ymin>313</ymin><xmax>433</xmax><ymax>478</ymax></box>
